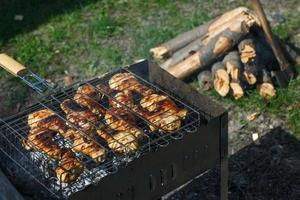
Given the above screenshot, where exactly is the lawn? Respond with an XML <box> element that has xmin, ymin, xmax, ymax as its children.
<box><xmin>0</xmin><ymin>0</ymin><xmax>299</xmax><ymax>136</ymax></box>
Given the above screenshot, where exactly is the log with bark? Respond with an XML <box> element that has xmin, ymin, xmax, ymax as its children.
<box><xmin>238</xmin><ymin>38</ymin><xmax>260</xmax><ymax>85</ymax></box>
<box><xmin>211</xmin><ymin>62</ymin><xmax>230</xmax><ymax>97</ymax></box>
<box><xmin>165</xmin><ymin>8</ymin><xmax>259</xmax><ymax>79</ymax></box>
<box><xmin>150</xmin><ymin>7</ymin><xmax>258</xmax><ymax>60</ymax></box>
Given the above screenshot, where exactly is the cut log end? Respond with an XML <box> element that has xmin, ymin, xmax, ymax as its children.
<box><xmin>197</xmin><ymin>70</ymin><xmax>212</xmax><ymax>91</ymax></box>
<box><xmin>230</xmin><ymin>82</ymin><xmax>244</xmax><ymax>100</ymax></box>
<box><xmin>239</xmin><ymin>44</ymin><xmax>256</xmax><ymax>63</ymax></box>
<box><xmin>243</xmin><ymin>71</ymin><xmax>257</xmax><ymax>85</ymax></box>
<box><xmin>226</xmin><ymin>62</ymin><xmax>240</xmax><ymax>80</ymax></box>
<box><xmin>257</xmin><ymin>83</ymin><xmax>276</xmax><ymax>100</ymax></box>
<box><xmin>150</xmin><ymin>46</ymin><xmax>169</xmax><ymax>59</ymax></box>
<box><xmin>214</xmin><ymin>69</ymin><xmax>230</xmax><ymax>96</ymax></box>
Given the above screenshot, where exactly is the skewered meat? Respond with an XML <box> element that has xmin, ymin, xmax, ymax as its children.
<box><xmin>24</xmin><ymin>127</ymin><xmax>61</xmax><ymax>159</ymax></box>
<box><xmin>136</xmin><ymin>94</ymin><xmax>187</xmax><ymax>132</ymax></box>
<box><xmin>109</xmin><ymin>73</ymin><xmax>154</xmax><ymax>95</ymax></box>
<box><xmin>73</xmin><ymin>84</ymin><xmax>104</xmax><ymax>116</ymax></box>
<box><xmin>28</xmin><ymin>109</ymin><xmax>71</xmax><ymax>139</ymax></box>
<box><xmin>60</xmin><ymin>99</ymin><xmax>98</xmax><ymax>133</ymax></box>
<box><xmin>55</xmin><ymin>150</ymin><xmax>84</xmax><ymax>183</ymax></box>
<box><xmin>72</xmin><ymin>131</ymin><xmax>106</xmax><ymax>162</ymax></box>
<box><xmin>96</xmin><ymin>128</ymin><xmax>139</xmax><ymax>154</ymax></box>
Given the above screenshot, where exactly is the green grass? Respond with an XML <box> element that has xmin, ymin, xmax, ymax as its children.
<box><xmin>0</xmin><ymin>0</ymin><xmax>299</xmax><ymax>137</ymax></box>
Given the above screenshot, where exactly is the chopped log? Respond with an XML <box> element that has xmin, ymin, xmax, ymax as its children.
<box><xmin>243</xmin><ymin>63</ymin><xmax>259</xmax><ymax>85</ymax></box>
<box><xmin>167</xmin><ymin>10</ymin><xmax>258</xmax><ymax>79</ymax></box>
<box><xmin>238</xmin><ymin>38</ymin><xmax>256</xmax><ymax>64</ymax></box>
<box><xmin>237</xmin><ymin>38</ymin><xmax>259</xmax><ymax>85</ymax></box>
<box><xmin>230</xmin><ymin>81</ymin><xmax>244</xmax><ymax>100</ymax></box>
<box><xmin>197</xmin><ymin>70</ymin><xmax>213</xmax><ymax>91</ymax></box>
<box><xmin>150</xmin><ymin>7</ymin><xmax>257</xmax><ymax>59</ymax></box>
<box><xmin>211</xmin><ymin>62</ymin><xmax>226</xmax><ymax>78</ymax></box>
<box><xmin>222</xmin><ymin>51</ymin><xmax>243</xmax><ymax>81</ymax></box>
<box><xmin>212</xmin><ymin>62</ymin><xmax>230</xmax><ymax>96</ymax></box>
<box><xmin>256</xmin><ymin>68</ymin><xmax>276</xmax><ymax>99</ymax></box>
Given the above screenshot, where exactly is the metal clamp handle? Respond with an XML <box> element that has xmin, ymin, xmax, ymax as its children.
<box><xmin>0</xmin><ymin>53</ymin><xmax>27</xmax><ymax>76</ymax></box>
<box><xmin>0</xmin><ymin>53</ymin><xmax>52</xmax><ymax>94</ymax></box>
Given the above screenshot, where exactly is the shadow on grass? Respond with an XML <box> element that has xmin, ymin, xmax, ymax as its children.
<box><xmin>0</xmin><ymin>0</ymin><xmax>97</xmax><ymax>44</ymax></box>
<box><xmin>167</xmin><ymin>127</ymin><xmax>300</xmax><ymax>200</ymax></box>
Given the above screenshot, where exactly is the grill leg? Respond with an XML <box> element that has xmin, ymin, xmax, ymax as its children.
<box><xmin>220</xmin><ymin>113</ymin><xmax>228</xmax><ymax>200</ymax></box>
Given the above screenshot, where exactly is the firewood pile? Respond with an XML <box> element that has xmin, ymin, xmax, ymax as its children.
<box><xmin>150</xmin><ymin>7</ymin><xmax>299</xmax><ymax>100</ymax></box>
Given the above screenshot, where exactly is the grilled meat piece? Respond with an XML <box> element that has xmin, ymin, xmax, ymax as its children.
<box><xmin>95</xmin><ymin>83</ymin><xmax>114</xmax><ymax>94</ymax></box>
<box><xmin>106</xmin><ymin>90</ymin><xmax>143</xmax><ymax>139</ymax></box>
<box><xmin>24</xmin><ymin>127</ymin><xmax>62</xmax><ymax>159</ymax></box>
<box><xmin>136</xmin><ymin>94</ymin><xmax>187</xmax><ymax>133</ymax></box>
<box><xmin>107</xmin><ymin>131</ymin><xmax>139</xmax><ymax>154</ymax></box>
<box><xmin>55</xmin><ymin>150</ymin><xmax>84</xmax><ymax>183</ymax></box>
<box><xmin>72</xmin><ymin>131</ymin><xmax>106</xmax><ymax>162</ymax></box>
<box><xmin>96</xmin><ymin>128</ymin><xmax>139</xmax><ymax>154</ymax></box>
<box><xmin>28</xmin><ymin>109</ymin><xmax>70</xmax><ymax>139</ymax></box>
<box><xmin>60</xmin><ymin>99</ymin><xmax>98</xmax><ymax>133</ymax></box>
<box><xmin>140</xmin><ymin>94</ymin><xmax>187</xmax><ymax>116</ymax></box>
<box><xmin>109</xmin><ymin>73</ymin><xmax>154</xmax><ymax>95</ymax></box>
<box><xmin>109</xmin><ymin>90</ymin><xmax>134</xmax><ymax>109</ymax></box>
<box><xmin>105</xmin><ymin>108</ymin><xmax>135</xmax><ymax>132</ymax></box>
<box><xmin>104</xmin><ymin>108</ymin><xmax>143</xmax><ymax>139</ymax></box>
<box><xmin>147</xmin><ymin>112</ymin><xmax>182</xmax><ymax>132</ymax></box>
<box><xmin>24</xmin><ymin>128</ymin><xmax>84</xmax><ymax>183</ymax></box>
<box><xmin>73</xmin><ymin>84</ymin><xmax>104</xmax><ymax>116</ymax></box>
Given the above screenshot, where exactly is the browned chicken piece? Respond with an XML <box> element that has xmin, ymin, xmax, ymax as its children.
<box><xmin>60</xmin><ymin>99</ymin><xmax>98</xmax><ymax>133</ymax></box>
<box><xmin>109</xmin><ymin>90</ymin><xmax>134</xmax><ymax>109</ymax></box>
<box><xmin>55</xmin><ymin>150</ymin><xmax>84</xmax><ymax>183</ymax></box>
<box><xmin>136</xmin><ymin>94</ymin><xmax>188</xmax><ymax>133</ymax></box>
<box><xmin>106</xmin><ymin>131</ymin><xmax>139</xmax><ymax>154</ymax></box>
<box><xmin>95</xmin><ymin>83</ymin><xmax>113</xmax><ymax>94</ymax></box>
<box><xmin>109</xmin><ymin>73</ymin><xmax>154</xmax><ymax>95</ymax></box>
<box><xmin>140</xmin><ymin>94</ymin><xmax>187</xmax><ymax>117</ymax></box>
<box><xmin>104</xmin><ymin>108</ymin><xmax>143</xmax><ymax>139</ymax></box>
<box><xmin>147</xmin><ymin>112</ymin><xmax>182</xmax><ymax>132</ymax></box>
<box><xmin>72</xmin><ymin>131</ymin><xmax>106</xmax><ymax>162</ymax></box>
<box><xmin>28</xmin><ymin>109</ymin><xmax>70</xmax><ymax>139</ymax></box>
<box><xmin>73</xmin><ymin>84</ymin><xmax>104</xmax><ymax>116</ymax></box>
<box><xmin>24</xmin><ymin>127</ymin><xmax>62</xmax><ymax>159</ymax></box>
<box><xmin>96</xmin><ymin>128</ymin><xmax>139</xmax><ymax>154</ymax></box>
<box><xmin>105</xmin><ymin>108</ymin><xmax>135</xmax><ymax>132</ymax></box>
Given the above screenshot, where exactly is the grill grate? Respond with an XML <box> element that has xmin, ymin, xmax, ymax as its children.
<box><xmin>0</xmin><ymin>67</ymin><xmax>201</xmax><ymax>199</ymax></box>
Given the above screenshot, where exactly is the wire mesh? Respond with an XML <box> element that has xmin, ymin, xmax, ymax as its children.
<box><xmin>0</xmin><ymin>67</ymin><xmax>201</xmax><ymax>198</ymax></box>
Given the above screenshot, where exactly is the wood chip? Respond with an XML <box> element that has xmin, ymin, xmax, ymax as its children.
<box><xmin>246</xmin><ymin>112</ymin><xmax>259</xmax><ymax>121</ymax></box>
